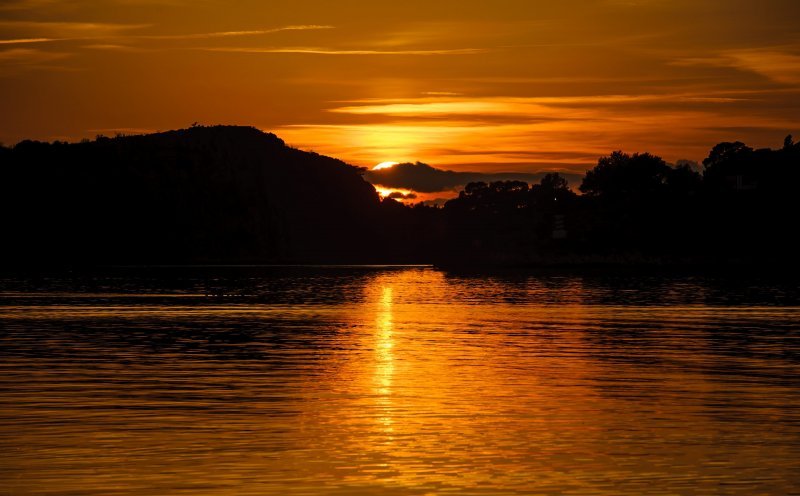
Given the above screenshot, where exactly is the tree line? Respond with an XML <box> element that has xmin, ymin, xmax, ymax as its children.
<box><xmin>434</xmin><ymin>136</ymin><xmax>800</xmax><ymax>266</ymax></box>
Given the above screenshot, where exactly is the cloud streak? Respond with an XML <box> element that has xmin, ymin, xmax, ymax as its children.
<box><xmin>0</xmin><ymin>20</ymin><xmax>149</xmax><ymax>35</ymax></box>
<box><xmin>0</xmin><ymin>0</ymin><xmax>62</xmax><ymax>11</ymax></box>
<box><xmin>328</xmin><ymin>92</ymin><xmax>758</xmax><ymax>118</ymax></box>
<box><xmin>0</xmin><ymin>22</ymin><xmax>332</xmax><ymax>45</ymax></box>
<box><xmin>0</xmin><ymin>21</ymin><xmax>149</xmax><ymax>46</ymax></box>
<box><xmin>675</xmin><ymin>48</ymin><xmax>800</xmax><ymax>84</ymax></box>
<box><xmin>275</xmin><ymin>86</ymin><xmax>800</xmax><ymax>174</ymax></box>
<box><xmin>0</xmin><ymin>47</ymin><xmax>70</xmax><ymax>62</ymax></box>
<box><xmin>718</xmin><ymin>49</ymin><xmax>800</xmax><ymax>84</ymax></box>
<box><xmin>140</xmin><ymin>25</ymin><xmax>334</xmax><ymax>40</ymax></box>
<box><xmin>202</xmin><ymin>47</ymin><xmax>487</xmax><ymax>56</ymax></box>
<box><xmin>0</xmin><ymin>47</ymin><xmax>73</xmax><ymax>73</ymax></box>
<box><xmin>0</xmin><ymin>0</ymin><xmax>199</xmax><ymax>9</ymax></box>
<box><xmin>0</xmin><ymin>38</ymin><xmax>55</xmax><ymax>45</ymax></box>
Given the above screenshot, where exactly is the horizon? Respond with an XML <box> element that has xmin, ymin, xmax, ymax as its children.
<box><xmin>9</xmin><ymin>122</ymin><xmax>782</xmax><ymax>203</ymax></box>
<box><xmin>2</xmin><ymin>0</ymin><xmax>800</xmax><ymax>175</ymax></box>
<box><xmin>5</xmin><ymin>122</ymin><xmax>795</xmax><ymax>203</ymax></box>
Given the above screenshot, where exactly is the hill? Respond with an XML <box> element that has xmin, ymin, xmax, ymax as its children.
<box><xmin>0</xmin><ymin>126</ymin><xmax>426</xmax><ymax>265</ymax></box>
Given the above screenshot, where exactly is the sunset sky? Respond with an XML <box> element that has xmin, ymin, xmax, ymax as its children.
<box><xmin>2</xmin><ymin>0</ymin><xmax>800</xmax><ymax>179</ymax></box>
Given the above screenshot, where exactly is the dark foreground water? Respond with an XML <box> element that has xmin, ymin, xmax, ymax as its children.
<box><xmin>1</xmin><ymin>266</ymin><xmax>799</xmax><ymax>495</ymax></box>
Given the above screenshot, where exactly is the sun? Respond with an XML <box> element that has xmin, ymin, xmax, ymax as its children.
<box><xmin>373</xmin><ymin>161</ymin><xmax>398</xmax><ymax>171</ymax></box>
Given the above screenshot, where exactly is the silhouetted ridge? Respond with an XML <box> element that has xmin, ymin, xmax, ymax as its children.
<box><xmin>1</xmin><ymin>125</ymin><xmax>401</xmax><ymax>264</ymax></box>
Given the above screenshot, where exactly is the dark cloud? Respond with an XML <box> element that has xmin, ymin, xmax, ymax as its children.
<box><xmin>387</xmin><ymin>191</ymin><xmax>417</xmax><ymax>200</ymax></box>
<box><xmin>364</xmin><ymin>162</ymin><xmax>583</xmax><ymax>193</ymax></box>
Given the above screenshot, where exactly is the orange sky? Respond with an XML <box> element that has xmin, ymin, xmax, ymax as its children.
<box><xmin>1</xmin><ymin>0</ymin><xmax>800</xmax><ymax>175</ymax></box>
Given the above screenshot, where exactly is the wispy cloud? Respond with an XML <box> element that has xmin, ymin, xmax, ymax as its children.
<box><xmin>0</xmin><ymin>0</ymin><xmax>198</xmax><ymax>9</ymax></box>
<box><xmin>675</xmin><ymin>48</ymin><xmax>800</xmax><ymax>84</ymax></box>
<box><xmin>202</xmin><ymin>47</ymin><xmax>486</xmax><ymax>56</ymax></box>
<box><xmin>0</xmin><ymin>19</ymin><xmax>480</xmax><ymax>59</ymax></box>
<box><xmin>140</xmin><ymin>25</ymin><xmax>334</xmax><ymax>41</ymax></box>
<box><xmin>721</xmin><ymin>49</ymin><xmax>800</xmax><ymax>84</ymax></box>
<box><xmin>0</xmin><ymin>47</ymin><xmax>70</xmax><ymax>62</ymax></box>
<box><xmin>0</xmin><ymin>20</ymin><xmax>149</xmax><ymax>36</ymax></box>
<box><xmin>0</xmin><ymin>47</ymin><xmax>73</xmax><ymax>73</ymax></box>
<box><xmin>327</xmin><ymin>93</ymin><xmax>754</xmax><ymax>119</ymax></box>
<box><xmin>0</xmin><ymin>0</ymin><xmax>62</xmax><ymax>11</ymax></box>
<box><xmin>0</xmin><ymin>38</ymin><xmax>54</xmax><ymax>45</ymax></box>
<box><xmin>273</xmin><ymin>87</ymin><xmax>799</xmax><ymax>173</ymax></box>
<box><xmin>83</xmin><ymin>43</ymin><xmax>145</xmax><ymax>52</ymax></box>
<box><xmin>0</xmin><ymin>23</ymin><xmax>331</xmax><ymax>45</ymax></box>
<box><xmin>0</xmin><ymin>21</ymin><xmax>149</xmax><ymax>46</ymax></box>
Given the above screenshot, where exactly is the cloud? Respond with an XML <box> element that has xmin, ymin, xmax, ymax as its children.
<box><xmin>675</xmin><ymin>48</ymin><xmax>800</xmax><ymax>84</ymax></box>
<box><xmin>0</xmin><ymin>38</ymin><xmax>54</xmax><ymax>45</ymax></box>
<box><xmin>0</xmin><ymin>47</ymin><xmax>73</xmax><ymax>73</ymax></box>
<box><xmin>82</xmin><ymin>43</ymin><xmax>144</xmax><ymax>52</ymax></box>
<box><xmin>0</xmin><ymin>0</ymin><xmax>198</xmax><ymax>8</ymax></box>
<box><xmin>0</xmin><ymin>22</ymin><xmax>331</xmax><ymax>45</ymax></box>
<box><xmin>0</xmin><ymin>18</ymin><xmax>480</xmax><ymax>64</ymax></box>
<box><xmin>0</xmin><ymin>47</ymin><xmax>70</xmax><ymax>63</ymax></box>
<box><xmin>274</xmin><ymin>85</ymin><xmax>800</xmax><ymax>173</ymax></box>
<box><xmin>0</xmin><ymin>21</ymin><xmax>150</xmax><ymax>48</ymax></box>
<box><xmin>201</xmin><ymin>47</ymin><xmax>486</xmax><ymax>56</ymax></box>
<box><xmin>328</xmin><ymin>93</ymin><xmax>756</xmax><ymax>119</ymax></box>
<box><xmin>0</xmin><ymin>0</ymin><xmax>62</xmax><ymax>10</ymax></box>
<box><xmin>387</xmin><ymin>191</ymin><xmax>417</xmax><ymax>200</ymax></box>
<box><xmin>277</xmin><ymin>87</ymin><xmax>799</xmax><ymax>175</ymax></box>
<box><xmin>723</xmin><ymin>49</ymin><xmax>800</xmax><ymax>84</ymax></box>
<box><xmin>0</xmin><ymin>21</ymin><xmax>149</xmax><ymax>38</ymax></box>
<box><xmin>364</xmin><ymin>162</ymin><xmax>582</xmax><ymax>193</ymax></box>
<box><xmin>140</xmin><ymin>25</ymin><xmax>334</xmax><ymax>41</ymax></box>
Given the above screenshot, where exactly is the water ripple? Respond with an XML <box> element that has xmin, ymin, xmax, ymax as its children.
<box><xmin>1</xmin><ymin>267</ymin><xmax>799</xmax><ymax>495</ymax></box>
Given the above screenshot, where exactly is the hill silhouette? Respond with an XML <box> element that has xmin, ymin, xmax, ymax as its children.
<box><xmin>0</xmin><ymin>126</ymin><xmax>435</xmax><ymax>265</ymax></box>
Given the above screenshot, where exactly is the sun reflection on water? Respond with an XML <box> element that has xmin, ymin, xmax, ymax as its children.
<box><xmin>374</xmin><ymin>286</ymin><xmax>394</xmax><ymax>430</ymax></box>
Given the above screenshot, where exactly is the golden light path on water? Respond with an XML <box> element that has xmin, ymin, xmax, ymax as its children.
<box><xmin>375</xmin><ymin>286</ymin><xmax>395</xmax><ymax>432</ymax></box>
<box><xmin>1</xmin><ymin>267</ymin><xmax>800</xmax><ymax>494</ymax></box>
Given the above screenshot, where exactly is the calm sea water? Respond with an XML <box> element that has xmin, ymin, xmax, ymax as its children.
<box><xmin>1</xmin><ymin>266</ymin><xmax>799</xmax><ymax>495</ymax></box>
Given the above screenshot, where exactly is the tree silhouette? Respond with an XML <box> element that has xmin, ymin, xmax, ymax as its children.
<box><xmin>703</xmin><ymin>141</ymin><xmax>753</xmax><ymax>169</ymax></box>
<box><xmin>531</xmin><ymin>172</ymin><xmax>573</xmax><ymax>204</ymax></box>
<box><xmin>579</xmin><ymin>151</ymin><xmax>672</xmax><ymax>198</ymax></box>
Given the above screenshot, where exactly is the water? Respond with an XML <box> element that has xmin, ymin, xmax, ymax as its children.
<box><xmin>1</xmin><ymin>266</ymin><xmax>799</xmax><ymax>495</ymax></box>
